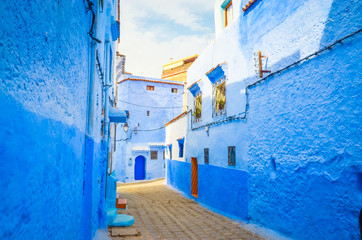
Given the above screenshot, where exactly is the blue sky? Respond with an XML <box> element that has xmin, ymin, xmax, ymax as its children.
<box><xmin>118</xmin><ymin>0</ymin><xmax>215</xmax><ymax>78</ymax></box>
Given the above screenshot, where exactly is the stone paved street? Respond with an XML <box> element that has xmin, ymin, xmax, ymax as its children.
<box><xmin>110</xmin><ymin>179</ymin><xmax>263</xmax><ymax>240</ymax></box>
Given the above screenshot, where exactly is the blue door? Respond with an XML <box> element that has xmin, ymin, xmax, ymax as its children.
<box><xmin>134</xmin><ymin>156</ymin><xmax>145</xmax><ymax>180</ymax></box>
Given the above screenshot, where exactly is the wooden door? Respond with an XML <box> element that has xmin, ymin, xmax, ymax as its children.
<box><xmin>191</xmin><ymin>157</ymin><xmax>198</xmax><ymax>198</ymax></box>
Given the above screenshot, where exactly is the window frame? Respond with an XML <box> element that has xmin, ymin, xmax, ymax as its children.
<box><xmin>171</xmin><ymin>88</ymin><xmax>178</xmax><ymax>93</ymax></box>
<box><xmin>224</xmin><ymin>1</ymin><xmax>233</xmax><ymax>27</ymax></box>
<box><xmin>212</xmin><ymin>77</ymin><xmax>226</xmax><ymax>118</ymax></box>
<box><xmin>228</xmin><ymin>146</ymin><xmax>236</xmax><ymax>166</ymax></box>
<box><xmin>193</xmin><ymin>92</ymin><xmax>202</xmax><ymax>123</ymax></box>
<box><xmin>178</xmin><ymin>142</ymin><xmax>184</xmax><ymax>158</ymax></box>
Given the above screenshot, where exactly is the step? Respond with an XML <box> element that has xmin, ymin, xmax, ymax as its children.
<box><xmin>116</xmin><ymin>198</ymin><xmax>127</xmax><ymax>209</ymax></box>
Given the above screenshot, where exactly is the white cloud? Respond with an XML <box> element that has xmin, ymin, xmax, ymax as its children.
<box><xmin>118</xmin><ymin>0</ymin><xmax>215</xmax><ymax>78</ymax></box>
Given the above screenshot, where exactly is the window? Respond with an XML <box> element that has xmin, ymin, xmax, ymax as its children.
<box><xmin>193</xmin><ymin>93</ymin><xmax>202</xmax><ymax>123</ymax></box>
<box><xmin>168</xmin><ymin>145</ymin><xmax>172</xmax><ymax>160</ymax></box>
<box><xmin>146</xmin><ymin>85</ymin><xmax>154</xmax><ymax>91</ymax></box>
<box><xmin>171</xmin><ymin>88</ymin><xmax>178</xmax><ymax>93</ymax></box>
<box><xmin>151</xmin><ymin>151</ymin><xmax>158</xmax><ymax>160</ymax></box>
<box><xmin>179</xmin><ymin>143</ymin><xmax>184</xmax><ymax>158</ymax></box>
<box><xmin>147</xmin><ymin>110</ymin><xmax>150</xmax><ymax>116</ymax></box>
<box><xmin>163</xmin><ymin>150</ymin><xmax>165</xmax><ymax>159</ymax></box>
<box><xmin>177</xmin><ymin>138</ymin><xmax>185</xmax><ymax>158</ymax></box>
<box><xmin>204</xmin><ymin>148</ymin><xmax>209</xmax><ymax>164</ymax></box>
<box><xmin>213</xmin><ymin>77</ymin><xmax>226</xmax><ymax>117</ymax></box>
<box><xmin>225</xmin><ymin>1</ymin><xmax>233</xmax><ymax>27</ymax></box>
<box><xmin>228</xmin><ymin>146</ymin><xmax>235</xmax><ymax>166</ymax></box>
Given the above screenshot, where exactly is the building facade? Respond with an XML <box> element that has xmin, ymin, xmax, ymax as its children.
<box><xmin>162</xmin><ymin>55</ymin><xmax>198</xmax><ymax>112</ymax></box>
<box><xmin>0</xmin><ymin>0</ymin><xmax>123</xmax><ymax>239</ymax></box>
<box><xmin>167</xmin><ymin>0</ymin><xmax>362</xmax><ymax>239</ymax></box>
<box><xmin>114</xmin><ymin>75</ymin><xmax>184</xmax><ymax>182</ymax></box>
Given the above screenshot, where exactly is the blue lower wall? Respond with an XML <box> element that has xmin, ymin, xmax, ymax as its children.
<box><xmin>0</xmin><ymin>97</ymin><xmax>86</xmax><ymax>240</ymax></box>
<box><xmin>247</xmin><ymin>33</ymin><xmax>362</xmax><ymax>240</ymax></box>
<box><xmin>167</xmin><ymin>159</ymin><xmax>248</xmax><ymax>220</ymax></box>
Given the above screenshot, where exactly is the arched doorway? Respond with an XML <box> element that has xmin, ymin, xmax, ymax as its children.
<box><xmin>134</xmin><ymin>155</ymin><xmax>146</xmax><ymax>180</ymax></box>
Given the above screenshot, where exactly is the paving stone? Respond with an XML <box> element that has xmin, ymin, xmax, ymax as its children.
<box><xmin>111</xmin><ymin>179</ymin><xmax>264</xmax><ymax>240</ymax></box>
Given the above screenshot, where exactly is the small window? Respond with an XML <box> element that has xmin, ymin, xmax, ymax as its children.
<box><xmin>213</xmin><ymin>78</ymin><xmax>226</xmax><ymax>117</ymax></box>
<box><xmin>204</xmin><ymin>148</ymin><xmax>209</xmax><ymax>164</ymax></box>
<box><xmin>177</xmin><ymin>138</ymin><xmax>184</xmax><ymax>158</ymax></box>
<box><xmin>147</xmin><ymin>111</ymin><xmax>150</xmax><ymax>116</ymax></box>
<box><xmin>179</xmin><ymin>143</ymin><xmax>184</xmax><ymax>158</ymax></box>
<box><xmin>168</xmin><ymin>145</ymin><xmax>172</xmax><ymax>160</ymax></box>
<box><xmin>225</xmin><ymin>1</ymin><xmax>233</xmax><ymax>27</ymax></box>
<box><xmin>228</xmin><ymin>146</ymin><xmax>235</xmax><ymax>166</ymax></box>
<box><xmin>163</xmin><ymin>150</ymin><xmax>165</xmax><ymax>159</ymax></box>
<box><xmin>193</xmin><ymin>93</ymin><xmax>202</xmax><ymax>123</ymax></box>
<box><xmin>151</xmin><ymin>151</ymin><xmax>158</xmax><ymax>160</ymax></box>
<box><xmin>147</xmin><ymin>85</ymin><xmax>155</xmax><ymax>91</ymax></box>
<box><xmin>171</xmin><ymin>88</ymin><xmax>178</xmax><ymax>93</ymax></box>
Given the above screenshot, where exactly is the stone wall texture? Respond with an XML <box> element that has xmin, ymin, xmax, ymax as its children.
<box><xmin>0</xmin><ymin>0</ymin><xmax>113</xmax><ymax>239</ymax></box>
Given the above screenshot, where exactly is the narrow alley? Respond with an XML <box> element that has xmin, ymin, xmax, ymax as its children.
<box><xmin>110</xmin><ymin>179</ymin><xmax>263</xmax><ymax>240</ymax></box>
<box><xmin>1</xmin><ymin>0</ymin><xmax>361</xmax><ymax>239</ymax></box>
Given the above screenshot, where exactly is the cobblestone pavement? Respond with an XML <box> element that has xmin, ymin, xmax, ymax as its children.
<box><xmin>110</xmin><ymin>179</ymin><xmax>264</xmax><ymax>240</ymax></box>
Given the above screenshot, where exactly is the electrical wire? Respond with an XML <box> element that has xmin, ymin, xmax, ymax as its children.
<box><xmin>84</xmin><ymin>0</ymin><xmax>102</xmax><ymax>43</ymax></box>
<box><xmin>118</xmin><ymin>99</ymin><xmax>183</xmax><ymax>109</ymax></box>
<box><xmin>134</xmin><ymin>126</ymin><xmax>165</xmax><ymax>132</ymax></box>
<box><xmin>191</xmin><ymin>28</ymin><xmax>362</xmax><ymax>131</ymax></box>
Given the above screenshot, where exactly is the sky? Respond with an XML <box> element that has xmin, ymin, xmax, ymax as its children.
<box><xmin>118</xmin><ymin>0</ymin><xmax>215</xmax><ymax>78</ymax></box>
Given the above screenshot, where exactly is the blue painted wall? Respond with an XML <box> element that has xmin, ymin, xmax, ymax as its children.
<box><xmin>0</xmin><ymin>0</ymin><xmax>119</xmax><ymax>239</ymax></box>
<box><xmin>115</xmin><ymin>76</ymin><xmax>184</xmax><ymax>182</ymax></box>
<box><xmin>167</xmin><ymin>160</ymin><xmax>248</xmax><ymax>220</ymax></box>
<box><xmin>247</xmin><ymin>30</ymin><xmax>362</xmax><ymax>240</ymax></box>
<box><xmin>170</xmin><ymin>0</ymin><xmax>362</xmax><ymax>239</ymax></box>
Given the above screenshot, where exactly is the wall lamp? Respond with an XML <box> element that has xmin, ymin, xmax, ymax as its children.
<box><xmin>123</xmin><ymin>123</ymin><xmax>129</xmax><ymax>133</ymax></box>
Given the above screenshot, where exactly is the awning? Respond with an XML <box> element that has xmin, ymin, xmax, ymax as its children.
<box><xmin>188</xmin><ymin>83</ymin><xmax>201</xmax><ymax>97</ymax></box>
<box><xmin>108</xmin><ymin>106</ymin><xmax>128</xmax><ymax>123</ymax></box>
<box><xmin>132</xmin><ymin>146</ymin><xmax>150</xmax><ymax>152</ymax></box>
<box><xmin>221</xmin><ymin>0</ymin><xmax>232</xmax><ymax>9</ymax></box>
<box><xmin>149</xmin><ymin>143</ymin><xmax>166</xmax><ymax>147</ymax></box>
<box><xmin>206</xmin><ymin>65</ymin><xmax>225</xmax><ymax>84</ymax></box>
<box><xmin>111</xmin><ymin>21</ymin><xmax>120</xmax><ymax>41</ymax></box>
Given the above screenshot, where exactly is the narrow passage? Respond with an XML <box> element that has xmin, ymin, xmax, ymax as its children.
<box><xmin>110</xmin><ymin>179</ymin><xmax>263</xmax><ymax>240</ymax></box>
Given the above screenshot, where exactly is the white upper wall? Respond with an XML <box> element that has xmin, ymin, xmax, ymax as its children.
<box><xmin>165</xmin><ymin>113</ymin><xmax>187</xmax><ymax>162</ymax></box>
<box><xmin>214</xmin><ymin>0</ymin><xmax>242</xmax><ymax>37</ymax></box>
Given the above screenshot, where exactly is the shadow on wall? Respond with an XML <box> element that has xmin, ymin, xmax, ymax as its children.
<box><xmin>318</xmin><ymin>0</ymin><xmax>362</xmax><ymax>48</ymax></box>
<box><xmin>245</xmin><ymin>1</ymin><xmax>362</xmax><ymax>236</ymax></box>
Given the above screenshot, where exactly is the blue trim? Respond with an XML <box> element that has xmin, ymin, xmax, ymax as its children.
<box><xmin>177</xmin><ymin>138</ymin><xmax>185</xmax><ymax>145</ymax></box>
<box><xmin>206</xmin><ymin>65</ymin><xmax>225</xmax><ymax>84</ymax></box>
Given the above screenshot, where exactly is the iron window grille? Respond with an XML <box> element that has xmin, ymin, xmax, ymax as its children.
<box><xmin>151</xmin><ymin>151</ymin><xmax>158</xmax><ymax>160</ymax></box>
<box><xmin>204</xmin><ymin>148</ymin><xmax>209</xmax><ymax>164</ymax></box>
<box><xmin>228</xmin><ymin>146</ymin><xmax>235</xmax><ymax>166</ymax></box>
<box><xmin>212</xmin><ymin>77</ymin><xmax>226</xmax><ymax>117</ymax></box>
<box><xmin>193</xmin><ymin>92</ymin><xmax>202</xmax><ymax>123</ymax></box>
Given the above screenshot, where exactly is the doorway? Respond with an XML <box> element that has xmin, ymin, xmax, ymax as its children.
<box><xmin>134</xmin><ymin>156</ymin><xmax>146</xmax><ymax>180</ymax></box>
<box><xmin>191</xmin><ymin>157</ymin><xmax>198</xmax><ymax>198</ymax></box>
